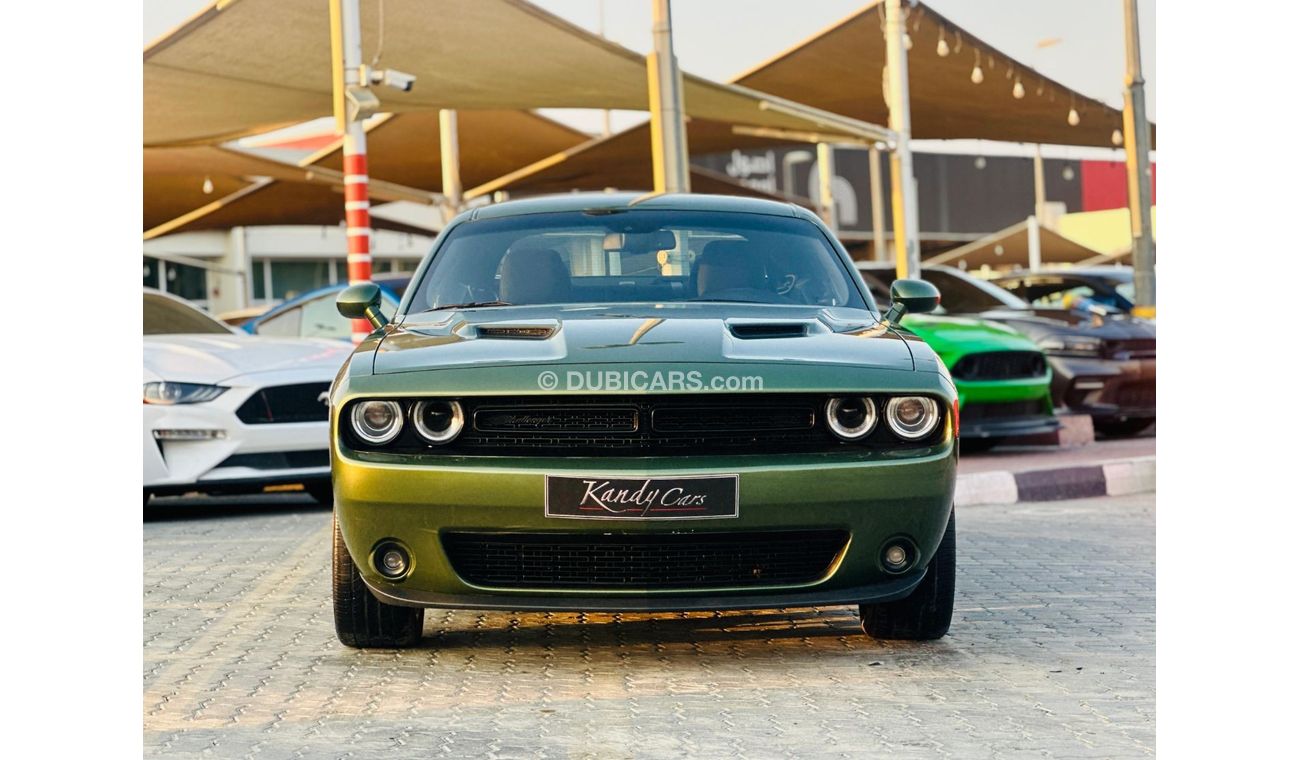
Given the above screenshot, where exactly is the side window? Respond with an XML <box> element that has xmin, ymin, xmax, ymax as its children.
<box><xmin>255</xmin><ymin>306</ymin><xmax>302</xmax><ymax>337</ymax></box>
<box><xmin>298</xmin><ymin>294</ymin><xmax>349</xmax><ymax>340</ymax></box>
<box><xmin>1035</xmin><ymin>284</ymin><xmax>1097</xmax><ymax>309</ymax></box>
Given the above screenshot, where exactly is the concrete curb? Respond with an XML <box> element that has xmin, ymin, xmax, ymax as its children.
<box><xmin>955</xmin><ymin>456</ymin><xmax>1155</xmax><ymax>507</ymax></box>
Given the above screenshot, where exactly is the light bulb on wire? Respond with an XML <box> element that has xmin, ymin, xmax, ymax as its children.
<box><xmin>1111</xmin><ymin>128</ymin><xmax>1124</xmax><ymax>146</ymax></box>
<box><xmin>970</xmin><ymin>51</ymin><xmax>984</xmax><ymax>84</ymax></box>
<box><xmin>904</xmin><ymin>33</ymin><xmax>912</xmax><ymax>50</ymax></box>
<box><xmin>1067</xmin><ymin>108</ymin><xmax>1080</xmax><ymax>126</ymax></box>
<box><xmin>1012</xmin><ymin>78</ymin><xmax>1025</xmax><ymax>99</ymax></box>
<box><xmin>936</xmin><ymin>32</ymin><xmax>950</xmax><ymax>57</ymax></box>
<box><xmin>202</xmin><ymin>176</ymin><xmax>214</xmax><ymax>194</ymax></box>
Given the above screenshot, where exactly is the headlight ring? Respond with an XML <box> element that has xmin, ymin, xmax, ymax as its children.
<box><xmin>825</xmin><ymin>396</ymin><xmax>877</xmax><ymax>440</ymax></box>
<box><xmin>413</xmin><ymin>399</ymin><xmax>464</xmax><ymax>444</ymax></box>
<box><xmin>350</xmin><ymin>400</ymin><xmax>404</xmax><ymax>445</ymax></box>
<box><xmin>885</xmin><ymin>396</ymin><xmax>940</xmax><ymax>440</ymax></box>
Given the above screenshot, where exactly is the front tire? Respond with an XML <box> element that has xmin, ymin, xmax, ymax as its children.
<box><xmin>860</xmin><ymin>510</ymin><xmax>955</xmax><ymax>640</ymax></box>
<box><xmin>332</xmin><ymin>514</ymin><xmax>424</xmax><ymax>648</ymax></box>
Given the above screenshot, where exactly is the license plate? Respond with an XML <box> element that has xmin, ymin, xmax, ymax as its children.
<box><xmin>545</xmin><ymin>475</ymin><xmax>739</xmax><ymax>520</ymax></box>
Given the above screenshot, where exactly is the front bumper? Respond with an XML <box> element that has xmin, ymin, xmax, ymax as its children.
<box><xmin>143</xmin><ymin>382</ymin><xmax>330</xmax><ymax>494</ymax></box>
<box><xmin>1050</xmin><ymin>355</ymin><xmax>1156</xmax><ymax>421</ymax></box>
<box><xmin>334</xmin><ymin>444</ymin><xmax>957</xmax><ymax>611</ymax></box>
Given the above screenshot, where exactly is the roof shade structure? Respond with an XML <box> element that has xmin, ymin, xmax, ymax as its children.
<box><xmin>1058</xmin><ymin>207</ymin><xmax>1157</xmax><ymax>264</ymax></box>
<box><xmin>924</xmin><ymin>219</ymin><xmax>1106</xmax><ymax>271</ymax></box>
<box><xmin>465</xmin><ymin>118</ymin><xmax>815</xmax><ymax>203</ymax></box>
<box><xmin>143</xmin><ymin>144</ymin><xmax>442</xmax><ymax>238</ymax></box>
<box><xmin>732</xmin><ymin>1</ymin><xmax>1153</xmax><ymax>149</ymax></box>
<box><xmin>144</xmin><ymin>110</ymin><xmax>594</xmax><ymax>239</ymax></box>
<box><xmin>144</xmin><ymin>0</ymin><xmax>892</xmax><ymax>148</ymax></box>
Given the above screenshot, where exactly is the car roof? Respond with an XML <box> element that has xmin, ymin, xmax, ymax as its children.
<box><xmin>993</xmin><ymin>267</ymin><xmax>1133</xmax><ymax>282</ymax></box>
<box><xmin>465</xmin><ymin>192</ymin><xmax>810</xmax><ymax>222</ymax></box>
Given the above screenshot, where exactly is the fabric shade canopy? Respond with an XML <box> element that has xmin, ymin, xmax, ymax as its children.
<box><xmin>144</xmin><ymin>145</ymin><xmax>438</xmax><ymax>238</ymax></box>
<box><xmin>145</xmin><ymin>109</ymin><xmax>594</xmax><ymax>238</ymax></box>
<box><xmin>145</xmin><ymin>0</ymin><xmax>891</xmax><ymax>147</ymax></box>
<box><xmin>1057</xmin><ymin>207</ymin><xmax>1157</xmax><ymax>261</ymax></box>
<box><xmin>924</xmin><ymin>219</ymin><xmax>1105</xmax><ymax>270</ymax></box>
<box><xmin>466</xmin><ymin>119</ymin><xmax>806</xmax><ymax>202</ymax></box>
<box><xmin>733</xmin><ymin>1</ymin><xmax>1152</xmax><ymax>148</ymax></box>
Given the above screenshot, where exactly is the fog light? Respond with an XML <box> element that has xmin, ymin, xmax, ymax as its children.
<box><xmin>152</xmin><ymin>429</ymin><xmax>227</xmax><ymax>440</ymax></box>
<box><xmin>883</xmin><ymin>545</ymin><xmax>908</xmax><ymax>570</ymax></box>
<box><xmin>374</xmin><ymin>542</ymin><xmax>411</xmax><ymax>579</ymax></box>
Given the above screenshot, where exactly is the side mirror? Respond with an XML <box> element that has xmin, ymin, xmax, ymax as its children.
<box><xmin>884</xmin><ymin>278</ymin><xmax>941</xmax><ymax>323</ymax></box>
<box><xmin>336</xmin><ymin>282</ymin><xmax>389</xmax><ymax>330</ymax></box>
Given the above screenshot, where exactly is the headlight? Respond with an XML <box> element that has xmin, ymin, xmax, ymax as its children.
<box><xmin>350</xmin><ymin>400</ymin><xmax>404</xmax><ymax>445</ymax></box>
<box><xmin>143</xmin><ymin>382</ymin><xmax>227</xmax><ymax>405</ymax></box>
<box><xmin>413</xmin><ymin>400</ymin><xmax>464</xmax><ymax>444</ymax></box>
<box><xmin>886</xmin><ymin>396</ymin><xmax>940</xmax><ymax>440</ymax></box>
<box><xmin>825</xmin><ymin>397</ymin><xmax>877</xmax><ymax>440</ymax></box>
<box><xmin>1038</xmin><ymin>335</ymin><xmax>1103</xmax><ymax>357</ymax></box>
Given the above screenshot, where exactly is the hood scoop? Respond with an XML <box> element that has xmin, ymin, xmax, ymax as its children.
<box><xmin>475</xmin><ymin>324</ymin><xmax>557</xmax><ymax>340</ymax></box>
<box><xmin>726</xmin><ymin>321</ymin><xmax>810</xmax><ymax>339</ymax></box>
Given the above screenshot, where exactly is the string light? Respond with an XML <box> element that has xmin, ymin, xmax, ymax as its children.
<box><xmin>974</xmin><ymin>156</ymin><xmax>987</xmax><ymax>170</ymax></box>
<box><xmin>1013</xmin><ymin>78</ymin><xmax>1025</xmax><ymax>99</ymax></box>
<box><xmin>202</xmin><ymin>176</ymin><xmax>214</xmax><ymax>194</ymax></box>
<box><xmin>904</xmin><ymin>32</ymin><xmax>913</xmax><ymax>50</ymax></box>
<box><xmin>936</xmin><ymin>29</ymin><xmax>950</xmax><ymax>57</ymax></box>
<box><xmin>970</xmin><ymin>50</ymin><xmax>984</xmax><ymax>84</ymax></box>
<box><xmin>1112</xmin><ymin>128</ymin><xmax>1124</xmax><ymax>146</ymax></box>
<box><xmin>1067</xmin><ymin>108</ymin><xmax>1080</xmax><ymax>126</ymax></box>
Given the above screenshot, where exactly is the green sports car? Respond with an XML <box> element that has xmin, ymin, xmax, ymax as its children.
<box><xmin>856</xmin><ymin>265</ymin><xmax>1058</xmax><ymax>448</ymax></box>
<box><xmin>329</xmin><ymin>193</ymin><xmax>959</xmax><ymax>648</ymax></box>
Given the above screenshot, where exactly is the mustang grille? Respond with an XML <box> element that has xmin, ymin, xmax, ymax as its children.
<box><xmin>442</xmin><ymin>530</ymin><xmax>848</xmax><ymax>590</ymax></box>
<box><xmin>950</xmin><ymin>351</ymin><xmax>1047</xmax><ymax>381</ymax></box>
<box><xmin>236</xmin><ymin>383</ymin><xmax>331</xmax><ymax>425</ymax></box>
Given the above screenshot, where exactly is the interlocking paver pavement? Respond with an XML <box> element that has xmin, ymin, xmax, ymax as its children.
<box><xmin>144</xmin><ymin>493</ymin><xmax>1154</xmax><ymax>758</ymax></box>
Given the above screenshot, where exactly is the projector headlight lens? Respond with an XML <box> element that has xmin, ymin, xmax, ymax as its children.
<box><xmin>886</xmin><ymin>396</ymin><xmax>940</xmax><ymax>440</ymax></box>
<box><xmin>825</xmin><ymin>397</ymin><xmax>877</xmax><ymax>440</ymax></box>
<box><xmin>350</xmin><ymin>400</ymin><xmax>404</xmax><ymax>445</ymax></box>
<box><xmin>413</xmin><ymin>400</ymin><xmax>464</xmax><ymax>444</ymax></box>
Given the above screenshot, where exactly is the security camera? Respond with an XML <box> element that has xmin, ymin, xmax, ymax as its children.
<box><xmin>368</xmin><ymin>68</ymin><xmax>416</xmax><ymax>93</ymax></box>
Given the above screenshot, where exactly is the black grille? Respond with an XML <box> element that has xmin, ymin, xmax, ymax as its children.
<box><xmin>236</xmin><ymin>383</ymin><xmax>331</xmax><ymax>424</ymax></box>
<box><xmin>950</xmin><ymin>351</ymin><xmax>1047</xmax><ymax>381</ymax></box>
<box><xmin>960</xmin><ymin>400</ymin><xmax>1044</xmax><ymax>421</ymax></box>
<box><xmin>1116</xmin><ymin>384</ymin><xmax>1156</xmax><ymax>408</ymax></box>
<box><xmin>1103</xmin><ymin>339</ymin><xmax>1156</xmax><ymax>359</ymax></box>
<box><xmin>216</xmin><ymin>450</ymin><xmax>329</xmax><ymax>470</ymax></box>
<box><xmin>345</xmin><ymin>394</ymin><xmax>948</xmax><ymax>457</ymax></box>
<box><xmin>442</xmin><ymin>530</ymin><xmax>848</xmax><ymax>590</ymax></box>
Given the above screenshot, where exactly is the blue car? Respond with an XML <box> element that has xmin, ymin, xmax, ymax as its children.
<box><xmin>243</xmin><ymin>274</ymin><xmax>412</xmax><ymax>340</ymax></box>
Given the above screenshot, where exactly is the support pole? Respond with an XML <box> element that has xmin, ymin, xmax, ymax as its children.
<box><xmin>647</xmin><ymin>0</ymin><xmax>690</xmax><ymax>193</ymax></box>
<box><xmin>1122</xmin><ymin>0</ymin><xmax>1155</xmax><ymax>315</ymax></box>
<box><xmin>439</xmin><ymin>109</ymin><xmax>463</xmax><ymax>219</ymax></box>
<box><xmin>1032</xmin><ymin>145</ymin><xmax>1046</xmax><ymax>221</ymax></box>
<box><xmin>816</xmin><ymin>143</ymin><xmax>838</xmax><ymax>235</ymax></box>
<box><xmin>1027</xmin><ymin>215</ymin><xmax>1042</xmax><ymax>272</ymax></box>
<box><xmin>884</xmin><ymin>0</ymin><xmax>920</xmax><ymax>279</ymax></box>
<box><xmin>331</xmin><ymin>0</ymin><xmax>373</xmax><ymax>341</ymax></box>
<box><xmin>868</xmin><ymin>144</ymin><xmax>887</xmax><ymax>261</ymax></box>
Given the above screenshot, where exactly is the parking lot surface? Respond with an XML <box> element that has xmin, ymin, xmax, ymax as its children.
<box><xmin>144</xmin><ymin>492</ymin><xmax>1154</xmax><ymax>758</ymax></box>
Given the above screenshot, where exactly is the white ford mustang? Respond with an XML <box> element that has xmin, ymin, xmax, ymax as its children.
<box><xmin>143</xmin><ymin>289</ymin><xmax>353</xmax><ymax>506</ymax></box>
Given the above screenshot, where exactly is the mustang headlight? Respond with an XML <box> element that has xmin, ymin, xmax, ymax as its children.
<box><xmin>1038</xmin><ymin>335</ymin><xmax>1103</xmax><ymax>357</ymax></box>
<box><xmin>143</xmin><ymin>381</ymin><xmax>227</xmax><ymax>405</ymax></box>
<box><xmin>886</xmin><ymin>396</ymin><xmax>940</xmax><ymax>440</ymax></box>
<box><xmin>413</xmin><ymin>400</ymin><xmax>464</xmax><ymax>444</ymax></box>
<box><xmin>351</xmin><ymin>400</ymin><xmax>404</xmax><ymax>445</ymax></box>
<box><xmin>825</xmin><ymin>397</ymin><xmax>877</xmax><ymax>440</ymax></box>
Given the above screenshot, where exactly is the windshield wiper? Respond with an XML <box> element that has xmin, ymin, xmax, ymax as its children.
<box><xmin>422</xmin><ymin>300</ymin><xmax>513</xmax><ymax>313</ymax></box>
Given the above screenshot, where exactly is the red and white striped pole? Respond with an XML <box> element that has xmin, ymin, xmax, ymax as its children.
<box><xmin>332</xmin><ymin>0</ymin><xmax>373</xmax><ymax>342</ymax></box>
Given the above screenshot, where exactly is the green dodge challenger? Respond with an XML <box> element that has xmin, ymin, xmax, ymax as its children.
<box><xmin>329</xmin><ymin>193</ymin><xmax>959</xmax><ymax>648</ymax></box>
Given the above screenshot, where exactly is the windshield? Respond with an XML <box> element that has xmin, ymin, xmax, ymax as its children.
<box><xmin>405</xmin><ymin>210</ymin><xmax>869</xmax><ymax>315</ymax></box>
<box><xmin>143</xmin><ymin>292</ymin><xmax>233</xmax><ymax>335</ymax></box>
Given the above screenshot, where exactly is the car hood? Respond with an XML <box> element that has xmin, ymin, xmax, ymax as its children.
<box><xmin>978</xmin><ymin>307</ymin><xmax>1157</xmax><ymax>340</ymax></box>
<box><xmin>375</xmin><ymin>303</ymin><xmax>915</xmax><ymax>374</ymax></box>
<box><xmin>144</xmin><ymin>334</ymin><xmax>353</xmax><ymax>384</ymax></box>
<box><xmin>899</xmin><ymin>314</ymin><xmax>1038</xmax><ymax>362</ymax></box>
